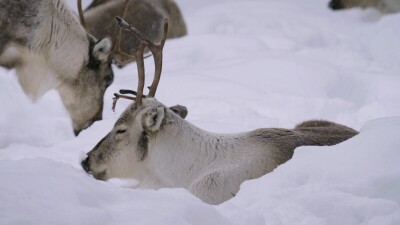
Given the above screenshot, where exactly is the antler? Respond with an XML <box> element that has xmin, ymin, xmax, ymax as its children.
<box><xmin>77</xmin><ymin>0</ymin><xmax>87</xmax><ymax>30</ymax></box>
<box><xmin>77</xmin><ymin>1</ymin><xmax>168</xmax><ymax>110</ymax></box>
<box><xmin>77</xmin><ymin>0</ymin><xmax>135</xmax><ymax>66</ymax></box>
<box><xmin>116</xmin><ymin>17</ymin><xmax>168</xmax><ymax>96</ymax></box>
<box><xmin>112</xmin><ymin>17</ymin><xmax>168</xmax><ymax>110</ymax></box>
<box><xmin>110</xmin><ymin>0</ymin><xmax>137</xmax><ymax>66</ymax></box>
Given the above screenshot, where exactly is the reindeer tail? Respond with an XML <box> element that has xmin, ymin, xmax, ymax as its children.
<box><xmin>293</xmin><ymin>120</ymin><xmax>358</xmax><ymax>147</ymax></box>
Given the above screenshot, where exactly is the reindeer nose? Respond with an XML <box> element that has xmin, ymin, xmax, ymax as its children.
<box><xmin>74</xmin><ymin>129</ymin><xmax>81</xmax><ymax>136</ymax></box>
<box><xmin>81</xmin><ymin>157</ymin><xmax>91</xmax><ymax>173</ymax></box>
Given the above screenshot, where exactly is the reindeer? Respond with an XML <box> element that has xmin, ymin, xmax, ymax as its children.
<box><xmin>0</xmin><ymin>0</ymin><xmax>186</xmax><ymax>135</ymax></box>
<box><xmin>329</xmin><ymin>0</ymin><xmax>400</xmax><ymax>14</ymax></box>
<box><xmin>81</xmin><ymin>18</ymin><xmax>359</xmax><ymax>205</ymax></box>
<box><xmin>83</xmin><ymin>0</ymin><xmax>187</xmax><ymax>67</ymax></box>
<box><xmin>0</xmin><ymin>0</ymin><xmax>118</xmax><ymax>135</ymax></box>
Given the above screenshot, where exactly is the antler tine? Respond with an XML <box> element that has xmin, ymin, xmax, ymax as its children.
<box><xmin>112</xmin><ymin>93</ymin><xmax>136</xmax><ymax>112</ymax></box>
<box><xmin>148</xmin><ymin>18</ymin><xmax>168</xmax><ymax>97</ymax></box>
<box><xmin>134</xmin><ymin>43</ymin><xmax>146</xmax><ymax>106</ymax></box>
<box><xmin>111</xmin><ymin>0</ymin><xmax>129</xmax><ymax>51</ymax></box>
<box><xmin>111</xmin><ymin>0</ymin><xmax>137</xmax><ymax>67</ymax></box>
<box><xmin>77</xmin><ymin>0</ymin><xmax>87</xmax><ymax>30</ymax></box>
<box><xmin>112</xmin><ymin>43</ymin><xmax>145</xmax><ymax>108</ymax></box>
<box><xmin>78</xmin><ymin>0</ymin><xmax>137</xmax><ymax>67</ymax></box>
<box><xmin>120</xmin><ymin>89</ymin><xmax>139</xmax><ymax>96</ymax></box>
<box><xmin>114</xmin><ymin>16</ymin><xmax>147</xmax><ymax>106</ymax></box>
<box><xmin>115</xmin><ymin>17</ymin><xmax>169</xmax><ymax>98</ymax></box>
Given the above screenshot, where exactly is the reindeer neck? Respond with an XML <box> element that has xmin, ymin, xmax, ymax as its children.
<box><xmin>161</xmin><ymin>114</ymin><xmax>245</xmax><ymax>155</ymax></box>
<box><xmin>148</xmin><ymin>113</ymin><xmax>247</xmax><ymax>187</ymax></box>
<box><xmin>36</xmin><ymin>0</ymin><xmax>89</xmax><ymax>79</ymax></box>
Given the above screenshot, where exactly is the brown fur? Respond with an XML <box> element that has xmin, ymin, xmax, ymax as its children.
<box><xmin>84</xmin><ymin>0</ymin><xmax>187</xmax><ymax>67</ymax></box>
<box><xmin>329</xmin><ymin>0</ymin><xmax>400</xmax><ymax>14</ymax></box>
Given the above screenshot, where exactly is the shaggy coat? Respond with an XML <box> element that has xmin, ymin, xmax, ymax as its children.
<box><xmin>0</xmin><ymin>0</ymin><xmax>114</xmax><ymax>135</ymax></box>
<box><xmin>84</xmin><ymin>0</ymin><xmax>187</xmax><ymax>67</ymax></box>
<box><xmin>82</xmin><ymin>98</ymin><xmax>358</xmax><ymax>205</ymax></box>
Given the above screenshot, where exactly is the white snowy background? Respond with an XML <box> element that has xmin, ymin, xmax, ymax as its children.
<box><xmin>1</xmin><ymin>0</ymin><xmax>400</xmax><ymax>224</ymax></box>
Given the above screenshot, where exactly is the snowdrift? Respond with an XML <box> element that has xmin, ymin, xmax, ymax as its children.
<box><xmin>1</xmin><ymin>0</ymin><xmax>399</xmax><ymax>224</ymax></box>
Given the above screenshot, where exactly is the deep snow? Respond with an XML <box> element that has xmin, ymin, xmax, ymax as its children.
<box><xmin>1</xmin><ymin>0</ymin><xmax>400</xmax><ymax>224</ymax></box>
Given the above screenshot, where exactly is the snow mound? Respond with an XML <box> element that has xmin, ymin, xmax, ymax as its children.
<box><xmin>1</xmin><ymin>0</ymin><xmax>400</xmax><ymax>224</ymax></box>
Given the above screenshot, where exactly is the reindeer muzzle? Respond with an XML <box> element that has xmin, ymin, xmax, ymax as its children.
<box><xmin>81</xmin><ymin>157</ymin><xmax>91</xmax><ymax>173</ymax></box>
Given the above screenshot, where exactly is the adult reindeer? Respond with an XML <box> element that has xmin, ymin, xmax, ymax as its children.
<box><xmin>0</xmin><ymin>0</ymin><xmax>181</xmax><ymax>135</ymax></box>
<box><xmin>82</xmin><ymin>18</ymin><xmax>359</xmax><ymax>205</ymax></box>
<box><xmin>82</xmin><ymin>0</ymin><xmax>187</xmax><ymax>67</ymax></box>
<box><xmin>0</xmin><ymin>0</ymin><xmax>123</xmax><ymax>135</ymax></box>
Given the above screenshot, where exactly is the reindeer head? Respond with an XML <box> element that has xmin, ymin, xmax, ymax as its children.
<box><xmin>81</xmin><ymin>16</ymin><xmax>182</xmax><ymax>179</ymax></box>
<box><xmin>58</xmin><ymin>35</ymin><xmax>114</xmax><ymax>135</ymax></box>
<box><xmin>81</xmin><ymin>98</ymin><xmax>176</xmax><ymax>180</ymax></box>
<box><xmin>66</xmin><ymin>0</ymin><xmax>141</xmax><ymax>135</ymax></box>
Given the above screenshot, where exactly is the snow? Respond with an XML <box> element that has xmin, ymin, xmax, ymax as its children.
<box><xmin>1</xmin><ymin>0</ymin><xmax>400</xmax><ymax>224</ymax></box>
<box><xmin>222</xmin><ymin>117</ymin><xmax>400</xmax><ymax>225</ymax></box>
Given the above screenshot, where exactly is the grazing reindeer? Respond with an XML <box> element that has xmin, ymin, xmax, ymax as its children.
<box><xmin>0</xmin><ymin>0</ymin><xmax>184</xmax><ymax>135</ymax></box>
<box><xmin>329</xmin><ymin>0</ymin><xmax>400</xmax><ymax>14</ymax></box>
<box><xmin>0</xmin><ymin>0</ymin><xmax>118</xmax><ymax>135</ymax></box>
<box><xmin>82</xmin><ymin>18</ymin><xmax>359</xmax><ymax>205</ymax></box>
<box><xmin>83</xmin><ymin>0</ymin><xmax>187</xmax><ymax>67</ymax></box>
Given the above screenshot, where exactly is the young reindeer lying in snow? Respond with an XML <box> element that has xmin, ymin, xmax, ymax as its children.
<box><xmin>82</xmin><ymin>17</ymin><xmax>359</xmax><ymax>205</ymax></box>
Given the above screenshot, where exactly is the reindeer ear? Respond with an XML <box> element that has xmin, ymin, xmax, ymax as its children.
<box><xmin>169</xmin><ymin>105</ymin><xmax>188</xmax><ymax>119</ymax></box>
<box><xmin>93</xmin><ymin>37</ymin><xmax>112</xmax><ymax>61</ymax></box>
<box><xmin>142</xmin><ymin>107</ymin><xmax>165</xmax><ymax>133</ymax></box>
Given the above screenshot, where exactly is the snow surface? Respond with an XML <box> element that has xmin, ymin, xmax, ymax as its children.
<box><xmin>1</xmin><ymin>0</ymin><xmax>400</xmax><ymax>224</ymax></box>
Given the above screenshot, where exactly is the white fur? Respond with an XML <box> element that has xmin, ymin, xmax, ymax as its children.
<box><xmin>1</xmin><ymin>45</ymin><xmax>59</xmax><ymax>100</ymax></box>
<box><xmin>85</xmin><ymin>99</ymin><xmax>288</xmax><ymax>204</ymax></box>
<box><xmin>145</xmin><ymin>122</ymin><xmax>278</xmax><ymax>204</ymax></box>
<box><xmin>0</xmin><ymin>0</ymin><xmax>88</xmax><ymax>98</ymax></box>
<box><xmin>92</xmin><ymin>37</ymin><xmax>112</xmax><ymax>62</ymax></box>
<box><xmin>0</xmin><ymin>0</ymin><xmax>114</xmax><ymax>133</ymax></box>
<box><xmin>84</xmin><ymin>100</ymin><xmax>357</xmax><ymax>205</ymax></box>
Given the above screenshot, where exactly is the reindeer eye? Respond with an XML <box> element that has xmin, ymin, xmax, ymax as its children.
<box><xmin>116</xmin><ymin>129</ymin><xmax>126</xmax><ymax>134</ymax></box>
<box><xmin>104</xmin><ymin>75</ymin><xmax>114</xmax><ymax>88</ymax></box>
<box><xmin>152</xmin><ymin>114</ymin><xmax>158</xmax><ymax>123</ymax></box>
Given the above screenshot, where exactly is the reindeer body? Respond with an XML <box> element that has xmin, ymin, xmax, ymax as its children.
<box><xmin>0</xmin><ymin>0</ymin><xmax>87</xmax><ymax>98</ymax></box>
<box><xmin>82</xmin><ymin>98</ymin><xmax>358</xmax><ymax>205</ymax></box>
<box><xmin>84</xmin><ymin>0</ymin><xmax>187</xmax><ymax>67</ymax></box>
<box><xmin>82</xmin><ymin>17</ymin><xmax>358</xmax><ymax>205</ymax></box>
<box><xmin>0</xmin><ymin>0</ymin><xmax>114</xmax><ymax>135</ymax></box>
